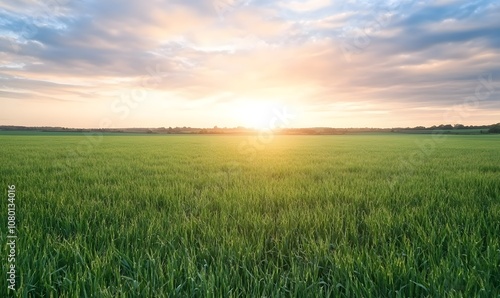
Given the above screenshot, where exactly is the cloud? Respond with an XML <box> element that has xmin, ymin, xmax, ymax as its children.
<box><xmin>281</xmin><ymin>0</ymin><xmax>332</xmax><ymax>12</ymax></box>
<box><xmin>0</xmin><ymin>0</ymin><xmax>499</xmax><ymax>127</ymax></box>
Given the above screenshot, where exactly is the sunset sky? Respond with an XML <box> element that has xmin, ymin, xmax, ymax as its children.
<box><xmin>0</xmin><ymin>0</ymin><xmax>499</xmax><ymax>128</ymax></box>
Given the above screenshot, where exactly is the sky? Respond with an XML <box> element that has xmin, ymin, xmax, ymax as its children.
<box><xmin>0</xmin><ymin>0</ymin><xmax>499</xmax><ymax>129</ymax></box>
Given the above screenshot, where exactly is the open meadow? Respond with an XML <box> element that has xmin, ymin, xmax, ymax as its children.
<box><xmin>1</xmin><ymin>133</ymin><xmax>499</xmax><ymax>297</ymax></box>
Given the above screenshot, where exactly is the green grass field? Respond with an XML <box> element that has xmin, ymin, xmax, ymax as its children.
<box><xmin>1</xmin><ymin>133</ymin><xmax>499</xmax><ymax>297</ymax></box>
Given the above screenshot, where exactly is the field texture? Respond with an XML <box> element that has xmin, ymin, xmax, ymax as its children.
<box><xmin>1</xmin><ymin>133</ymin><xmax>499</xmax><ymax>297</ymax></box>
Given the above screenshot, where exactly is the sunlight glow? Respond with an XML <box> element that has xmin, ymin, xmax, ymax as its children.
<box><xmin>233</xmin><ymin>100</ymin><xmax>277</xmax><ymax>130</ymax></box>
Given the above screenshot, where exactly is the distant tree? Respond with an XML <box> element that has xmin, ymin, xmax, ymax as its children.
<box><xmin>439</xmin><ymin>124</ymin><xmax>453</xmax><ymax>130</ymax></box>
<box><xmin>489</xmin><ymin>123</ymin><xmax>500</xmax><ymax>134</ymax></box>
<box><xmin>454</xmin><ymin>124</ymin><xmax>465</xmax><ymax>129</ymax></box>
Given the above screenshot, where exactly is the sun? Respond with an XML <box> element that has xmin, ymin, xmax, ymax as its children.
<box><xmin>233</xmin><ymin>100</ymin><xmax>274</xmax><ymax>130</ymax></box>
